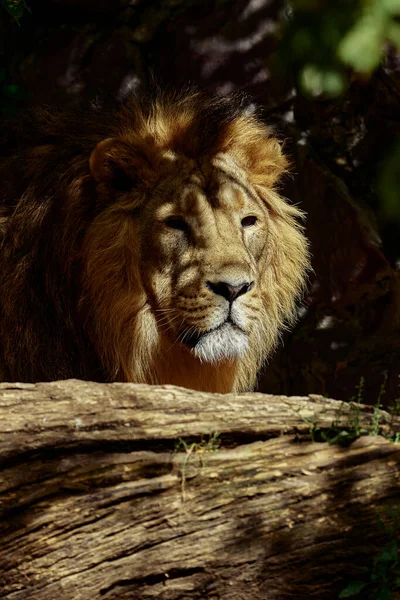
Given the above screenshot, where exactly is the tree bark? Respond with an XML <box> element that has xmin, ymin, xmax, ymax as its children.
<box><xmin>0</xmin><ymin>380</ymin><xmax>399</xmax><ymax>600</ymax></box>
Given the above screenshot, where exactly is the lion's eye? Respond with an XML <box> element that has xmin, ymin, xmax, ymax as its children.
<box><xmin>241</xmin><ymin>215</ymin><xmax>258</xmax><ymax>228</ymax></box>
<box><xmin>164</xmin><ymin>217</ymin><xmax>189</xmax><ymax>232</ymax></box>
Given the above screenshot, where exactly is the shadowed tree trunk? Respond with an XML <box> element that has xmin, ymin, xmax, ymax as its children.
<box><xmin>1</xmin><ymin>380</ymin><xmax>399</xmax><ymax>599</ymax></box>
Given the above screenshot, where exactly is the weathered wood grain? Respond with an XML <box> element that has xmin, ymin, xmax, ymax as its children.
<box><xmin>0</xmin><ymin>380</ymin><xmax>399</xmax><ymax>600</ymax></box>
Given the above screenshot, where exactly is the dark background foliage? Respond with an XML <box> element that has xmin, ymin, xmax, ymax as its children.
<box><xmin>2</xmin><ymin>0</ymin><xmax>400</xmax><ymax>406</ymax></box>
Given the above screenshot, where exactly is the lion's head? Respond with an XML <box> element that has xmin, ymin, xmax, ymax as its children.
<box><xmin>0</xmin><ymin>90</ymin><xmax>308</xmax><ymax>390</ymax></box>
<box><xmin>79</xmin><ymin>92</ymin><xmax>309</xmax><ymax>392</ymax></box>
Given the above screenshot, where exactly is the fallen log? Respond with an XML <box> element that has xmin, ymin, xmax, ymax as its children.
<box><xmin>0</xmin><ymin>380</ymin><xmax>399</xmax><ymax>600</ymax></box>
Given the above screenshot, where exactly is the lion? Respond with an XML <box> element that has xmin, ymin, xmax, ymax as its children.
<box><xmin>0</xmin><ymin>90</ymin><xmax>309</xmax><ymax>392</ymax></box>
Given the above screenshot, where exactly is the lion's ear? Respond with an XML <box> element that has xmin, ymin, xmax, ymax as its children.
<box><xmin>89</xmin><ymin>137</ymin><xmax>155</xmax><ymax>191</ymax></box>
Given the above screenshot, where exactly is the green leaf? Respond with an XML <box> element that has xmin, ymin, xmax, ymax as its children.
<box><xmin>2</xmin><ymin>0</ymin><xmax>30</xmax><ymax>24</ymax></box>
<box><xmin>387</xmin><ymin>22</ymin><xmax>400</xmax><ymax>48</ymax></box>
<box><xmin>3</xmin><ymin>84</ymin><xmax>20</xmax><ymax>98</ymax></box>
<box><xmin>300</xmin><ymin>64</ymin><xmax>345</xmax><ymax>97</ymax></box>
<box><xmin>376</xmin><ymin>584</ymin><xmax>391</xmax><ymax>600</ymax></box>
<box><xmin>380</xmin><ymin>0</ymin><xmax>400</xmax><ymax>15</ymax></box>
<box><xmin>377</xmin><ymin>517</ymin><xmax>386</xmax><ymax>531</ymax></box>
<box><xmin>338</xmin><ymin>14</ymin><xmax>385</xmax><ymax>73</ymax></box>
<box><xmin>339</xmin><ymin>581</ymin><xmax>368</xmax><ymax>598</ymax></box>
<box><xmin>378</xmin><ymin>539</ymin><xmax>398</xmax><ymax>563</ymax></box>
<box><xmin>291</xmin><ymin>28</ymin><xmax>314</xmax><ymax>57</ymax></box>
<box><xmin>3</xmin><ymin>1</ymin><xmax>23</xmax><ymax>16</ymax></box>
<box><xmin>2</xmin><ymin>3</ymin><xmax>22</xmax><ymax>23</ymax></box>
<box><xmin>300</xmin><ymin>64</ymin><xmax>323</xmax><ymax>96</ymax></box>
<box><xmin>322</xmin><ymin>70</ymin><xmax>345</xmax><ymax>96</ymax></box>
<box><xmin>379</xmin><ymin>142</ymin><xmax>400</xmax><ymax>221</ymax></box>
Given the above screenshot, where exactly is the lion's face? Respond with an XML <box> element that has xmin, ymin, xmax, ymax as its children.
<box><xmin>82</xmin><ymin>94</ymin><xmax>309</xmax><ymax>392</ymax></box>
<box><xmin>139</xmin><ymin>153</ymin><xmax>269</xmax><ymax>364</ymax></box>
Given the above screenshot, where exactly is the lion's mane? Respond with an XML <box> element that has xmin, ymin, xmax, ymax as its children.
<box><xmin>0</xmin><ymin>90</ymin><xmax>309</xmax><ymax>391</ymax></box>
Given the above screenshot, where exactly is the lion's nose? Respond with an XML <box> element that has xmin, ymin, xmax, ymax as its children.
<box><xmin>207</xmin><ymin>280</ymin><xmax>254</xmax><ymax>303</ymax></box>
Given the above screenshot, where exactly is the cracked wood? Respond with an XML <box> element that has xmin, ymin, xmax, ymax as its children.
<box><xmin>0</xmin><ymin>380</ymin><xmax>399</xmax><ymax>600</ymax></box>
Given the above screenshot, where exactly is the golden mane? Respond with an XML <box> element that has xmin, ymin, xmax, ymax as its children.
<box><xmin>0</xmin><ymin>90</ymin><xmax>309</xmax><ymax>391</ymax></box>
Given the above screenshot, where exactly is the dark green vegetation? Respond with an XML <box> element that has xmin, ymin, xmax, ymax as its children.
<box><xmin>2</xmin><ymin>0</ymin><xmax>30</xmax><ymax>25</ymax></box>
<box><xmin>281</xmin><ymin>0</ymin><xmax>400</xmax><ymax>96</ymax></box>
<box><xmin>304</xmin><ymin>376</ymin><xmax>400</xmax><ymax>446</ymax></box>
<box><xmin>297</xmin><ymin>376</ymin><xmax>400</xmax><ymax>599</ymax></box>
<box><xmin>339</xmin><ymin>506</ymin><xmax>400</xmax><ymax>600</ymax></box>
<box><xmin>278</xmin><ymin>0</ymin><xmax>400</xmax><ymax>224</ymax></box>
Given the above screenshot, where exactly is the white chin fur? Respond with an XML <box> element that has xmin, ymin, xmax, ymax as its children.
<box><xmin>192</xmin><ymin>323</ymin><xmax>248</xmax><ymax>363</ymax></box>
